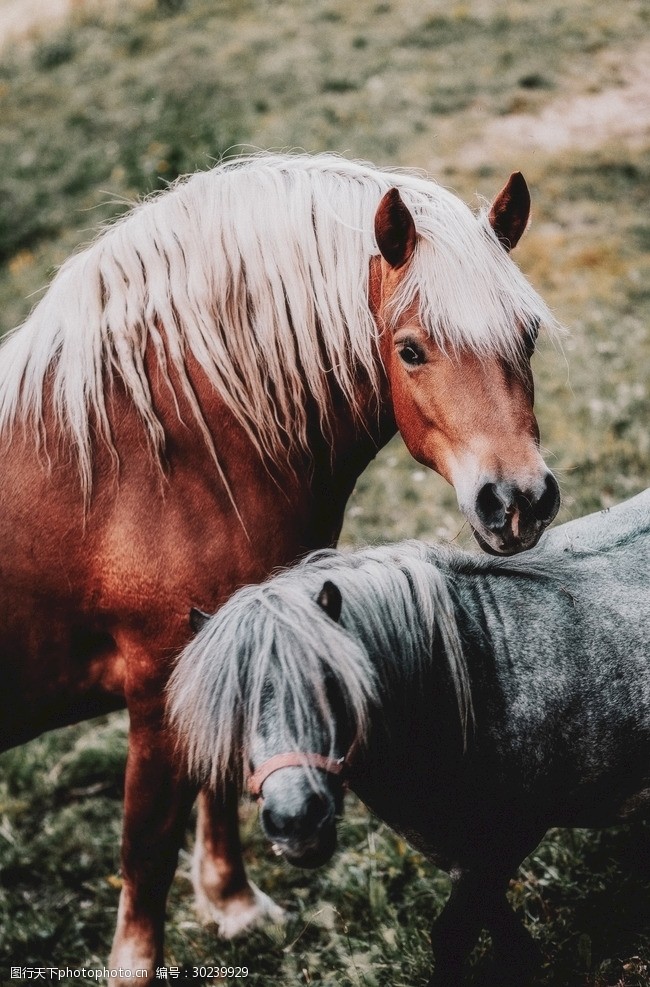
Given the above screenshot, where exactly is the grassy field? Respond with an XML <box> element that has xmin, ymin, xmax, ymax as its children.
<box><xmin>0</xmin><ymin>0</ymin><xmax>649</xmax><ymax>985</ymax></box>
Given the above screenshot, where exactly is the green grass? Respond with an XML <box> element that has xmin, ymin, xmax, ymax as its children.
<box><xmin>3</xmin><ymin>724</ymin><xmax>650</xmax><ymax>986</ymax></box>
<box><xmin>1</xmin><ymin>0</ymin><xmax>649</xmax><ymax>984</ymax></box>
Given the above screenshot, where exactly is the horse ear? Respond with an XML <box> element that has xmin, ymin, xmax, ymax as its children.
<box><xmin>316</xmin><ymin>580</ymin><xmax>342</xmax><ymax>623</ymax></box>
<box><xmin>488</xmin><ymin>172</ymin><xmax>530</xmax><ymax>251</ymax></box>
<box><xmin>189</xmin><ymin>607</ymin><xmax>211</xmax><ymax>634</ymax></box>
<box><xmin>375</xmin><ymin>188</ymin><xmax>417</xmax><ymax>269</ymax></box>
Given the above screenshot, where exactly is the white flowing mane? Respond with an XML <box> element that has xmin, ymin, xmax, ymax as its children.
<box><xmin>0</xmin><ymin>153</ymin><xmax>557</xmax><ymax>497</ymax></box>
<box><xmin>168</xmin><ymin>540</ymin><xmax>472</xmax><ymax>790</ymax></box>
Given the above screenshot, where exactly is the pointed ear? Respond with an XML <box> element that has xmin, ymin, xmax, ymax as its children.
<box><xmin>189</xmin><ymin>607</ymin><xmax>211</xmax><ymax>634</ymax></box>
<box><xmin>316</xmin><ymin>580</ymin><xmax>342</xmax><ymax>623</ymax></box>
<box><xmin>488</xmin><ymin>172</ymin><xmax>531</xmax><ymax>251</ymax></box>
<box><xmin>374</xmin><ymin>188</ymin><xmax>417</xmax><ymax>269</ymax></box>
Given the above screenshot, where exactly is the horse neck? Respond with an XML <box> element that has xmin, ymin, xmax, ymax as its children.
<box><xmin>351</xmin><ymin>633</ymin><xmax>467</xmax><ymax>815</ymax></box>
<box><xmin>137</xmin><ymin>336</ymin><xmax>396</xmax><ymax>549</ymax></box>
<box><xmin>305</xmin><ymin>382</ymin><xmax>396</xmax><ymax>537</ymax></box>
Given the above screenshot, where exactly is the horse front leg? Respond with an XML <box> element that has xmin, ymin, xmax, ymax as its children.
<box><xmin>192</xmin><ymin>786</ymin><xmax>285</xmax><ymax>937</ymax></box>
<box><xmin>428</xmin><ymin>866</ymin><xmax>539</xmax><ymax>987</ymax></box>
<box><xmin>428</xmin><ymin>867</ymin><xmax>489</xmax><ymax>987</ymax></box>
<box><xmin>109</xmin><ymin>711</ymin><xmax>197</xmax><ymax>985</ymax></box>
<box><xmin>486</xmin><ymin>894</ymin><xmax>541</xmax><ymax>987</ymax></box>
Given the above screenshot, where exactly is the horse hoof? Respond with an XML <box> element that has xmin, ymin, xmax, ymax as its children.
<box><xmin>195</xmin><ymin>880</ymin><xmax>286</xmax><ymax>938</ymax></box>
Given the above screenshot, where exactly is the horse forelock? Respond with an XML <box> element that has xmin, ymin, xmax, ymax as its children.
<box><xmin>0</xmin><ymin>152</ymin><xmax>558</xmax><ymax>496</ymax></box>
<box><xmin>385</xmin><ymin>193</ymin><xmax>560</xmax><ymax>363</ymax></box>
<box><xmin>167</xmin><ymin>540</ymin><xmax>473</xmax><ymax>789</ymax></box>
<box><xmin>167</xmin><ymin>577</ymin><xmax>377</xmax><ymax>790</ymax></box>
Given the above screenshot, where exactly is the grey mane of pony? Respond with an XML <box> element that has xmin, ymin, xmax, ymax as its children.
<box><xmin>168</xmin><ymin>541</ymin><xmax>473</xmax><ymax>790</ymax></box>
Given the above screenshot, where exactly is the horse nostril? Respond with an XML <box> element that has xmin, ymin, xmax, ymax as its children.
<box><xmin>475</xmin><ymin>482</ymin><xmax>507</xmax><ymax>530</ymax></box>
<box><xmin>476</xmin><ymin>473</ymin><xmax>560</xmax><ymax>534</ymax></box>
<box><xmin>530</xmin><ymin>472</ymin><xmax>560</xmax><ymax>524</ymax></box>
<box><xmin>262</xmin><ymin>805</ymin><xmax>290</xmax><ymax>840</ymax></box>
<box><xmin>302</xmin><ymin>791</ymin><xmax>330</xmax><ymax>831</ymax></box>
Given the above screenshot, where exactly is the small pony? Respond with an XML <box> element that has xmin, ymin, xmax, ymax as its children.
<box><xmin>170</xmin><ymin>489</ymin><xmax>650</xmax><ymax>987</ymax></box>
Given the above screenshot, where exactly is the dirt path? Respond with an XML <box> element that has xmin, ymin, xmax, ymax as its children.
<box><xmin>0</xmin><ymin>0</ymin><xmax>77</xmax><ymax>46</ymax></box>
<box><xmin>462</xmin><ymin>41</ymin><xmax>650</xmax><ymax>166</ymax></box>
<box><xmin>0</xmin><ymin>0</ymin><xmax>146</xmax><ymax>49</ymax></box>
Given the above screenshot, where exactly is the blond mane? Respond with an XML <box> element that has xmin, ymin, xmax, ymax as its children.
<box><xmin>0</xmin><ymin>153</ymin><xmax>557</xmax><ymax>497</ymax></box>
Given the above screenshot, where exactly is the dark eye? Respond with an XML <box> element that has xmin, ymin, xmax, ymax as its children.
<box><xmin>398</xmin><ymin>341</ymin><xmax>426</xmax><ymax>367</ymax></box>
<box><xmin>524</xmin><ymin>319</ymin><xmax>540</xmax><ymax>354</ymax></box>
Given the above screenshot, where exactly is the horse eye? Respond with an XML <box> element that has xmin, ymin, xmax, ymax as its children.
<box><xmin>398</xmin><ymin>342</ymin><xmax>426</xmax><ymax>367</ymax></box>
<box><xmin>524</xmin><ymin>319</ymin><xmax>540</xmax><ymax>354</ymax></box>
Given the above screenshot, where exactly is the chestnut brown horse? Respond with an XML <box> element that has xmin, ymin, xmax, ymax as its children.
<box><xmin>0</xmin><ymin>153</ymin><xmax>559</xmax><ymax>983</ymax></box>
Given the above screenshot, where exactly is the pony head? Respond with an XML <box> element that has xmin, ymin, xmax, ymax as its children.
<box><xmin>246</xmin><ymin>580</ymin><xmax>366</xmax><ymax>868</ymax></box>
<box><xmin>185</xmin><ymin>584</ymin><xmax>360</xmax><ymax>868</ymax></box>
<box><xmin>173</xmin><ymin>579</ymin><xmax>377</xmax><ymax>868</ymax></box>
<box><xmin>371</xmin><ymin>172</ymin><xmax>560</xmax><ymax>555</ymax></box>
<box><xmin>171</xmin><ymin>542</ymin><xmax>472</xmax><ymax>869</ymax></box>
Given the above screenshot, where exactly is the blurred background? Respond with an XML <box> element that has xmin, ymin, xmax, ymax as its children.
<box><xmin>0</xmin><ymin>1</ymin><xmax>648</xmax><ymax>984</ymax></box>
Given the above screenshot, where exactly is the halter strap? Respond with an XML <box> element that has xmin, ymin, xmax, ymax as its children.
<box><xmin>247</xmin><ymin>752</ymin><xmax>348</xmax><ymax>800</ymax></box>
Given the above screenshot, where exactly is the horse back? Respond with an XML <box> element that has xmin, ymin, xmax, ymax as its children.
<box><xmin>540</xmin><ymin>487</ymin><xmax>649</xmax><ymax>557</ymax></box>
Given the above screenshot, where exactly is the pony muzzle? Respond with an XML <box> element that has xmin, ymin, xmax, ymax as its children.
<box><xmin>250</xmin><ymin>752</ymin><xmax>347</xmax><ymax>868</ymax></box>
<box><xmin>262</xmin><ymin>804</ymin><xmax>338</xmax><ymax>869</ymax></box>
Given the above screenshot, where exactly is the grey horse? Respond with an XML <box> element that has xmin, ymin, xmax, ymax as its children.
<box><xmin>169</xmin><ymin>489</ymin><xmax>650</xmax><ymax>986</ymax></box>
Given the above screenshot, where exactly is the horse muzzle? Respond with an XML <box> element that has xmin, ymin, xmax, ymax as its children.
<box><xmin>470</xmin><ymin>471</ymin><xmax>560</xmax><ymax>555</ymax></box>
<box><xmin>250</xmin><ymin>751</ymin><xmax>350</xmax><ymax>868</ymax></box>
<box><xmin>261</xmin><ymin>797</ymin><xmax>338</xmax><ymax>869</ymax></box>
<box><xmin>270</xmin><ymin>825</ymin><xmax>338</xmax><ymax>870</ymax></box>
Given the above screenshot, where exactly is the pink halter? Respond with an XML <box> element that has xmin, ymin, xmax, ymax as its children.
<box><xmin>247</xmin><ymin>751</ymin><xmax>350</xmax><ymax>800</ymax></box>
